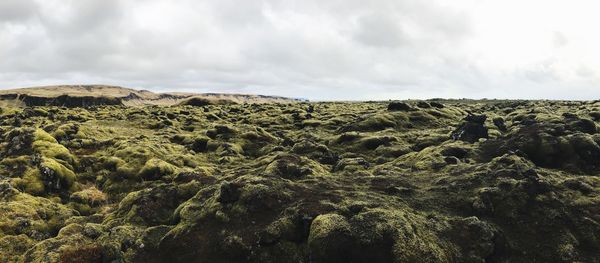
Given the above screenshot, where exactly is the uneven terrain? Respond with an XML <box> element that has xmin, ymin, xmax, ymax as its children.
<box><xmin>0</xmin><ymin>85</ymin><xmax>305</xmax><ymax>107</ymax></box>
<box><xmin>0</xmin><ymin>96</ymin><xmax>599</xmax><ymax>262</ymax></box>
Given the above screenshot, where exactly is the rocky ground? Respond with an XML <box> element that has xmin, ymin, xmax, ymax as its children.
<box><xmin>0</xmin><ymin>99</ymin><xmax>599</xmax><ymax>262</ymax></box>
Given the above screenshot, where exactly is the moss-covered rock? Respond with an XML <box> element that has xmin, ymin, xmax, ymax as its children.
<box><xmin>22</xmin><ymin>223</ymin><xmax>115</xmax><ymax>263</ymax></box>
<box><xmin>139</xmin><ymin>158</ymin><xmax>177</xmax><ymax>180</ymax></box>
<box><xmin>263</xmin><ymin>154</ymin><xmax>328</xmax><ymax>180</ymax></box>
<box><xmin>39</xmin><ymin>157</ymin><xmax>77</xmax><ymax>192</ymax></box>
<box><xmin>108</xmin><ymin>183</ymin><xmax>200</xmax><ymax>226</ymax></box>
<box><xmin>308</xmin><ymin>213</ymin><xmax>353</xmax><ymax>262</ymax></box>
<box><xmin>0</xmin><ymin>192</ymin><xmax>75</xmax><ymax>240</ymax></box>
<box><xmin>0</xmin><ymin>234</ymin><xmax>35</xmax><ymax>262</ymax></box>
<box><xmin>291</xmin><ymin>140</ymin><xmax>338</xmax><ymax>164</ymax></box>
<box><xmin>308</xmin><ymin>209</ymin><xmax>451</xmax><ymax>263</ymax></box>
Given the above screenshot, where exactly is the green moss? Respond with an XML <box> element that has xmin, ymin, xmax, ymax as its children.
<box><xmin>32</xmin><ymin>140</ymin><xmax>75</xmax><ymax>164</ymax></box>
<box><xmin>13</xmin><ymin>168</ymin><xmax>44</xmax><ymax>195</ymax></box>
<box><xmin>138</xmin><ymin>158</ymin><xmax>177</xmax><ymax>180</ymax></box>
<box><xmin>12</xmin><ymin>156</ymin><xmax>77</xmax><ymax>196</ymax></box>
<box><xmin>360</xmin><ymin>209</ymin><xmax>450</xmax><ymax>262</ymax></box>
<box><xmin>333</xmin><ymin>157</ymin><xmax>370</xmax><ymax>173</ymax></box>
<box><xmin>216</xmin><ymin>142</ymin><xmax>244</xmax><ymax>156</ymax></box>
<box><xmin>33</xmin><ymin>128</ymin><xmax>58</xmax><ymax>143</ymax></box>
<box><xmin>0</xmin><ymin>155</ymin><xmax>33</xmax><ymax>177</ymax></box>
<box><xmin>301</xmin><ymin>119</ymin><xmax>323</xmax><ymax>127</ymax></box>
<box><xmin>70</xmin><ymin>187</ymin><xmax>107</xmax><ymax>206</ymax></box>
<box><xmin>22</xmin><ymin>230</ymin><xmax>109</xmax><ymax>263</ymax></box>
<box><xmin>309</xmin><ymin>214</ymin><xmax>350</xmax><ymax>241</ymax></box>
<box><xmin>0</xmin><ymin>192</ymin><xmax>75</xmax><ymax>240</ymax></box>
<box><xmin>0</xmin><ymin>234</ymin><xmax>35</xmax><ymax>263</ymax></box>
<box><xmin>263</xmin><ymin>154</ymin><xmax>329</xmax><ymax>179</ymax></box>
<box><xmin>350</xmin><ymin>113</ymin><xmax>402</xmax><ymax>131</ymax></box>
<box><xmin>390</xmin><ymin>144</ymin><xmax>448</xmax><ymax>170</ymax></box>
<box><xmin>170</xmin><ymin>134</ymin><xmax>194</xmax><ymax>145</ymax></box>
<box><xmin>40</xmin><ymin>157</ymin><xmax>77</xmax><ymax>191</ymax></box>
<box><xmin>358</xmin><ymin>135</ymin><xmax>397</xmax><ymax>150</ymax></box>
<box><xmin>50</xmin><ymin>123</ymin><xmax>79</xmax><ymax>141</ymax></box>
<box><xmin>407</xmin><ymin>111</ymin><xmax>439</xmax><ymax>127</ymax></box>
<box><xmin>308</xmin><ymin>214</ymin><xmax>352</xmax><ymax>262</ymax></box>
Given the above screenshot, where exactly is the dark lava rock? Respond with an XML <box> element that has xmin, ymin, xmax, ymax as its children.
<box><xmin>569</xmin><ymin>118</ymin><xmax>597</xmax><ymax>134</ymax></box>
<box><xmin>513</xmin><ymin>114</ymin><xmax>537</xmax><ymax>126</ymax></box>
<box><xmin>444</xmin><ymin>156</ymin><xmax>460</xmax><ymax>165</ymax></box>
<box><xmin>464</xmin><ymin>114</ymin><xmax>487</xmax><ymax>124</ymax></box>
<box><xmin>452</xmin><ymin>115</ymin><xmax>489</xmax><ymax>143</ymax></box>
<box><xmin>39</xmin><ymin>165</ymin><xmax>68</xmax><ymax>193</ymax></box>
<box><xmin>416</xmin><ymin>101</ymin><xmax>431</xmax><ymax>108</ymax></box>
<box><xmin>387</xmin><ymin>102</ymin><xmax>412</xmax><ymax>111</ymax></box>
<box><xmin>563</xmin><ymin>112</ymin><xmax>578</xmax><ymax>119</ymax></box>
<box><xmin>441</xmin><ymin>147</ymin><xmax>469</xmax><ymax>159</ymax></box>
<box><xmin>589</xmin><ymin>112</ymin><xmax>600</xmax><ymax>121</ymax></box>
<box><xmin>189</xmin><ymin>137</ymin><xmax>209</xmax><ymax>152</ymax></box>
<box><xmin>20</xmin><ymin>94</ymin><xmax>123</xmax><ymax>107</ymax></box>
<box><xmin>3</xmin><ymin>128</ymin><xmax>35</xmax><ymax>156</ymax></box>
<box><xmin>217</xmin><ymin>182</ymin><xmax>241</xmax><ymax>204</ymax></box>
<box><xmin>179</xmin><ymin>97</ymin><xmax>235</xmax><ymax>107</ymax></box>
<box><xmin>430</xmin><ymin>101</ymin><xmax>445</xmax><ymax>108</ymax></box>
<box><xmin>493</xmin><ymin>117</ymin><xmax>508</xmax><ymax>132</ymax></box>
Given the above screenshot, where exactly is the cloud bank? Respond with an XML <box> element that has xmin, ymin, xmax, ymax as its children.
<box><xmin>1</xmin><ymin>0</ymin><xmax>599</xmax><ymax>100</ymax></box>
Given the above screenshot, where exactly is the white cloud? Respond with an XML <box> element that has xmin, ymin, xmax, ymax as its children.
<box><xmin>0</xmin><ymin>0</ymin><xmax>599</xmax><ymax>100</ymax></box>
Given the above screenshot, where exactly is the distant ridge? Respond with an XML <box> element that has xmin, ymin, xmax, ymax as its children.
<box><xmin>0</xmin><ymin>85</ymin><xmax>306</xmax><ymax>107</ymax></box>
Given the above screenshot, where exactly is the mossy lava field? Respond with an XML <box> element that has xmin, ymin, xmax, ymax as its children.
<box><xmin>1</xmin><ymin>100</ymin><xmax>599</xmax><ymax>263</ymax></box>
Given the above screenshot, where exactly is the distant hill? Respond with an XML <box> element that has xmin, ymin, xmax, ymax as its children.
<box><xmin>0</xmin><ymin>85</ymin><xmax>306</xmax><ymax>107</ymax></box>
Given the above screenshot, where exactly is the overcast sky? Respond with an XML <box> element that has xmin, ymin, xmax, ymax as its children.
<box><xmin>1</xmin><ymin>0</ymin><xmax>599</xmax><ymax>100</ymax></box>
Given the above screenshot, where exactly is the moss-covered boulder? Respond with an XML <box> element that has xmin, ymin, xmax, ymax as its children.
<box><xmin>387</xmin><ymin>102</ymin><xmax>413</xmax><ymax>111</ymax></box>
<box><xmin>139</xmin><ymin>158</ymin><xmax>177</xmax><ymax>181</ymax></box>
<box><xmin>308</xmin><ymin>209</ymin><xmax>451</xmax><ymax>263</ymax></box>
<box><xmin>108</xmin><ymin>183</ymin><xmax>200</xmax><ymax>226</ymax></box>
<box><xmin>263</xmin><ymin>154</ymin><xmax>328</xmax><ymax>180</ymax></box>
<box><xmin>0</xmin><ymin>191</ymin><xmax>75</xmax><ymax>241</ymax></box>
<box><xmin>21</xmin><ymin>223</ymin><xmax>118</xmax><ymax>263</ymax></box>
<box><xmin>308</xmin><ymin>213</ymin><xmax>353</xmax><ymax>262</ymax></box>
<box><xmin>291</xmin><ymin>140</ymin><xmax>338</xmax><ymax>165</ymax></box>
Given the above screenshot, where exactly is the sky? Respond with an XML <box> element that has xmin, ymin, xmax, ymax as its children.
<box><xmin>1</xmin><ymin>0</ymin><xmax>599</xmax><ymax>100</ymax></box>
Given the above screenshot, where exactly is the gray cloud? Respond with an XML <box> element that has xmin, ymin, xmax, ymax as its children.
<box><xmin>353</xmin><ymin>13</ymin><xmax>407</xmax><ymax>48</ymax></box>
<box><xmin>0</xmin><ymin>0</ymin><xmax>38</xmax><ymax>22</ymax></box>
<box><xmin>0</xmin><ymin>0</ymin><xmax>597</xmax><ymax>100</ymax></box>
